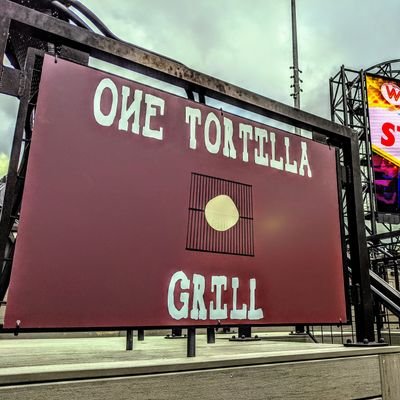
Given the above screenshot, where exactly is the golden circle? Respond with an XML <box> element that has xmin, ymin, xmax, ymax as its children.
<box><xmin>204</xmin><ymin>195</ymin><xmax>239</xmax><ymax>231</ymax></box>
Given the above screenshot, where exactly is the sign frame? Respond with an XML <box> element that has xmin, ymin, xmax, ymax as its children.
<box><xmin>0</xmin><ymin>0</ymin><xmax>373</xmax><ymax>342</ymax></box>
<box><xmin>2</xmin><ymin>54</ymin><xmax>348</xmax><ymax>330</ymax></box>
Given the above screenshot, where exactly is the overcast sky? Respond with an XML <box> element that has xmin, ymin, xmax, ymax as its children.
<box><xmin>1</xmin><ymin>0</ymin><xmax>400</xmax><ymax>176</ymax></box>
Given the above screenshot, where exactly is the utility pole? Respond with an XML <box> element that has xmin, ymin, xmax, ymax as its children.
<box><xmin>290</xmin><ymin>0</ymin><xmax>302</xmax><ymax>135</ymax></box>
<box><xmin>291</xmin><ymin>0</ymin><xmax>305</xmax><ymax>336</ymax></box>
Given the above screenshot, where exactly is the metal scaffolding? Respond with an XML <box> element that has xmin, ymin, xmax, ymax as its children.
<box><xmin>330</xmin><ymin>60</ymin><xmax>400</xmax><ymax>339</ymax></box>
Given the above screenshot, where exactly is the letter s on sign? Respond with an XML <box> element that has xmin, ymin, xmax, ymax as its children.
<box><xmin>381</xmin><ymin>122</ymin><xmax>395</xmax><ymax>147</ymax></box>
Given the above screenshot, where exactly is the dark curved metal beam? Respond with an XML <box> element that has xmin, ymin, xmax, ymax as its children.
<box><xmin>50</xmin><ymin>0</ymin><xmax>91</xmax><ymax>30</ymax></box>
<box><xmin>67</xmin><ymin>0</ymin><xmax>121</xmax><ymax>41</ymax></box>
<box><xmin>365</xmin><ymin>59</ymin><xmax>400</xmax><ymax>73</ymax></box>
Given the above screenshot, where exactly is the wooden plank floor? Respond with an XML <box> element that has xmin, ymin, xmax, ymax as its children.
<box><xmin>0</xmin><ymin>334</ymin><xmax>399</xmax><ymax>399</ymax></box>
<box><xmin>0</xmin><ymin>334</ymin><xmax>339</xmax><ymax>368</ymax></box>
<box><xmin>0</xmin><ymin>333</ymin><xmax>399</xmax><ymax>384</ymax></box>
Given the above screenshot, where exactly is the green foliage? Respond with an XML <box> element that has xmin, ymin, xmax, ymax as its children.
<box><xmin>0</xmin><ymin>153</ymin><xmax>9</xmax><ymax>177</ymax></box>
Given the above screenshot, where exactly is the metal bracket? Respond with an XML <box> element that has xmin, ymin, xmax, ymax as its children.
<box><xmin>59</xmin><ymin>45</ymin><xmax>89</xmax><ymax>66</ymax></box>
<box><xmin>0</xmin><ymin>66</ymin><xmax>25</xmax><ymax>97</ymax></box>
<box><xmin>344</xmin><ymin>165</ymin><xmax>353</xmax><ymax>185</ymax></box>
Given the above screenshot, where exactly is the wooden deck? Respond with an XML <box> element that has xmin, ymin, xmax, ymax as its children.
<box><xmin>0</xmin><ymin>333</ymin><xmax>398</xmax><ymax>399</ymax></box>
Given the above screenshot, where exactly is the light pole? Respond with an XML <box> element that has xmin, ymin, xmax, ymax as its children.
<box><xmin>291</xmin><ymin>0</ymin><xmax>305</xmax><ymax>335</ymax></box>
<box><xmin>290</xmin><ymin>0</ymin><xmax>302</xmax><ymax>135</ymax></box>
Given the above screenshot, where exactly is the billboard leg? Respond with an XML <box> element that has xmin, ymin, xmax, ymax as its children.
<box><xmin>138</xmin><ymin>329</ymin><xmax>144</xmax><ymax>341</ymax></box>
<box><xmin>126</xmin><ymin>329</ymin><xmax>133</xmax><ymax>351</ymax></box>
<box><xmin>207</xmin><ymin>327</ymin><xmax>215</xmax><ymax>344</ymax></box>
<box><xmin>293</xmin><ymin>325</ymin><xmax>307</xmax><ymax>334</ymax></box>
<box><xmin>229</xmin><ymin>325</ymin><xmax>261</xmax><ymax>342</ymax></box>
<box><xmin>239</xmin><ymin>325</ymin><xmax>251</xmax><ymax>338</ymax></box>
<box><xmin>187</xmin><ymin>327</ymin><xmax>196</xmax><ymax>357</ymax></box>
<box><xmin>172</xmin><ymin>327</ymin><xmax>182</xmax><ymax>337</ymax></box>
<box><xmin>165</xmin><ymin>327</ymin><xmax>186</xmax><ymax>339</ymax></box>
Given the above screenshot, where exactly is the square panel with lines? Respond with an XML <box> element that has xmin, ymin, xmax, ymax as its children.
<box><xmin>186</xmin><ymin>173</ymin><xmax>254</xmax><ymax>256</ymax></box>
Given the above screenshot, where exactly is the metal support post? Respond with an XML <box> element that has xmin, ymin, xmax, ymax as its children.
<box><xmin>238</xmin><ymin>325</ymin><xmax>251</xmax><ymax>338</ymax></box>
<box><xmin>172</xmin><ymin>327</ymin><xmax>182</xmax><ymax>336</ymax></box>
<box><xmin>187</xmin><ymin>327</ymin><xmax>196</xmax><ymax>357</ymax></box>
<box><xmin>137</xmin><ymin>329</ymin><xmax>144</xmax><ymax>341</ymax></box>
<box><xmin>344</xmin><ymin>137</ymin><xmax>375</xmax><ymax>343</ymax></box>
<box><xmin>207</xmin><ymin>327</ymin><xmax>215</xmax><ymax>344</ymax></box>
<box><xmin>165</xmin><ymin>327</ymin><xmax>185</xmax><ymax>339</ymax></box>
<box><xmin>359</xmin><ymin>70</ymin><xmax>377</xmax><ymax>235</ymax></box>
<box><xmin>126</xmin><ymin>329</ymin><xmax>133</xmax><ymax>351</ymax></box>
<box><xmin>0</xmin><ymin>49</ymin><xmax>37</xmax><ymax>301</ymax></box>
<box><xmin>229</xmin><ymin>325</ymin><xmax>260</xmax><ymax>341</ymax></box>
<box><xmin>294</xmin><ymin>325</ymin><xmax>305</xmax><ymax>334</ymax></box>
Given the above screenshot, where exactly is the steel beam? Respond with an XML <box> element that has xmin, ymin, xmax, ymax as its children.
<box><xmin>0</xmin><ymin>66</ymin><xmax>23</xmax><ymax>97</ymax></box>
<box><xmin>0</xmin><ymin>48</ymin><xmax>38</xmax><ymax>300</ymax></box>
<box><xmin>0</xmin><ymin>15</ymin><xmax>10</xmax><ymax>64</ymax></box>
<box><xmin>0</xmin><ymin>0</ymin><xmax>353</xmax><ymax>143</ymax></box>
<box><xmin>344</xmin><ymin>137</ymin><xmax>375</xmax><ymax>342</ymax></box>
<box><xmin>368</xmin><ymin>230</ymin><xmax>400</xmax><ymax>243</ymax></box>
<box><xmin>359</xmin><ymin>70</ymin><xmax>377</xmax><ymax>235</ymax></box>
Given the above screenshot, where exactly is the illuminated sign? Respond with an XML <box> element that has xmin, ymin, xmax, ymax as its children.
<box><xmin>4</xmin><ymin>55</ymin><xmax>346</xmax><ymax>329</ymax></box>
<box><xmin>366</xmin><ymin>75</ymin><xmax>400</xmax><ymax>213</ymax></box>
<box><xmin>367</xmin><ymin>75</ymin><xmax>400</xmax><ymax>164</ymax></box>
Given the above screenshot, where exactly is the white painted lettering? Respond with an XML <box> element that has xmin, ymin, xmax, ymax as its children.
<box><xmin>210</xmin><ymin>276</ymin><xmax>228</xmax><ymax>319</ymax></box>
<box><xmin>118</xmin><ymin>86</ymin><xmax>143</xmax><ymax>134</ymax></box>
<box><xmin>185</xmin><ymin>107</ymin><xmax>201</xmax><ymax>150</ymax></box>
<box><xmin>254</xmin><ymin>127</ymin><xmax>269</xmax><ymax>166</ymax></box>
<box><xmin>93</xmin><ymin>78</ymin><xmax>118</xmax><ymax>127</ymax></box>
<box><xmin>248</xmin><ymin>278</ymin><xmax>264</xmax><ymax>320</ymax></box>
<box><xmin>142</xmin><ymin>94</ymin><xmax>165</xmax><ymax>140</ymax></box>
<box><xmin>284</xmin><ymin>136</ymin><xmax>298</xmax><ymax>174</ymax></box>
<box><xmin>204</xmin><ymin>112</ymin><xmax>221</xmax><ymax>154</ymax></box>
<box><xmin>299</xmin><ymin>141</ymin><xmax>312</xmax><ymax>178</ymax></box>
<box><xmin>190</xmin><ymin>273</ymin><xmax>207</xmax><ymax>320</ymax></box>
<box><xmin>167</xmin><ymin>272</ymin><xmax>265</xmax><ymax>322</ymax></box>
<box><xmin>168</xmin><ymin>271</ymin><xmax>190</xmax><ymax>320</ymax></box>
<box><xmin>230</xmin><ymin>277</ymin><xmax>247</xmax><ymax>320</ymax></box>
<box><xmin>239</xmin><ymin>123</ymin><xmax>253</xmax><ymax>162</ymax></box>
<box><xmin>270</xmin><ymin>131</ymin><xmax>284</xmax><ymax>171</ymax></box>
<box><xmin>93</xmin><ymin>80</ymin><xmax>313</xmax><ymax>180</ymax></box>
<box><xmin>222</xmin><ymin>117</ymin><xmax>237</xmax><ymax>159</ymax></box>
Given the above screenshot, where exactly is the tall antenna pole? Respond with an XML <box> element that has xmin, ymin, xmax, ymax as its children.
<box><xmin>292</xmin><ymin>0</ymin><xmax>305</xmax><ymax>337</ymax></box>
<box><xmin>291</xmin><ymin>0</ymin><xmax>302</xmax><ymax>134</ymax></box>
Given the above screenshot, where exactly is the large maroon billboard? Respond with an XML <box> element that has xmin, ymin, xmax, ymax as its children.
<box><xmin>4</xmin><ymin>55</ymin><xmax>346</xmax><ymax>329</ymax></box>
